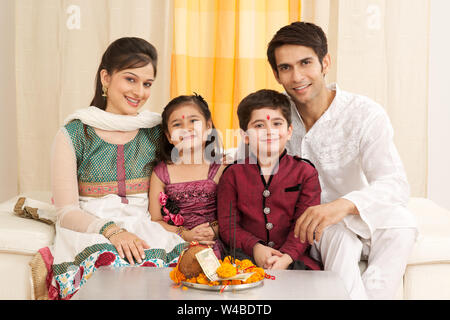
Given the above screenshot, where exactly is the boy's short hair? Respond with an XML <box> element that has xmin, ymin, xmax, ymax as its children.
<box><xmin>237</xmin><ymin>89</ymin><xmax>292</xmax><ymax>131</ymax></box>
<box><xmin>267</xmin><ymin>21</ymin><xmax>328</xmax><ymax>74</ymax></box>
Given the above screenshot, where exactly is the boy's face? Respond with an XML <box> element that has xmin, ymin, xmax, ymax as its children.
<box><xmin>244</xmin><ymin>107</ymin><xmax>293</xmax><ymax>159</ymax></box>
<box><xmin>273</xmin><ymin>44</ymin><xmax>330</xmax><ymax>107</ymax></box>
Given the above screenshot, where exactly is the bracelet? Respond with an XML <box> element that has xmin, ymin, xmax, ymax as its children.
<box><xmin>209</xmin><ymin>221</ymin><xmax>219</xmax><ymax>240</ymax></box>
<box><xmin>105</xmin><ymin>228</ymin><xmax>127</xmax><ymax>240</ymax></box>
<box><xmin>100</xmin><ymin>221</ymin><xmax>116</xmax><ymax>236</ymax></box>
<box><xmin>209</xmin><ymin>220</ymin><xmax>218</xmax><ymax>227</ymax></box>
<box><xmin>176</xmin><ymin>226</ymin><xmax>186</xmax><ymax>239</ymax></box>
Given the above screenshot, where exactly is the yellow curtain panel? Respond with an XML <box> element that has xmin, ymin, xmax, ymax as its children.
<box><xmin>171</xmin><ymin>0</ymin><xmax>301</xmax><ymax>149</ymax></box>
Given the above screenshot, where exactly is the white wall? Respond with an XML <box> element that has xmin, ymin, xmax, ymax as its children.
<box><xmin>428</xmin><ymin>0</ymin><xmax>450</xmax><ymax>210</ymax></box>
<box><xmin>0</xmin><ymin>0</ymin><xmax>18</xmax><ymax>201</ymax></box>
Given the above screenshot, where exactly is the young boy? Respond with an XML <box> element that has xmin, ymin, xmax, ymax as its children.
<box><xmin>217</xmin><ymin>89</ymin><xmax>321</xmax><ymax>270</ymax></box>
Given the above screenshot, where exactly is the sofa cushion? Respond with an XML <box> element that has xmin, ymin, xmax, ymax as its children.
<box><xmin>407</xmin><ymin>197</ymin><xmax>450</xmax><ymax>265</ymax></box>
<box><xmin>0</xmin><ymin>212</ymin><xmax>55</xmax><ymax>254</ymax></box>
<box><xmin>0</xmin><ymin>192</ymin><xmax>55</xmax><ymax>255</ymax></box>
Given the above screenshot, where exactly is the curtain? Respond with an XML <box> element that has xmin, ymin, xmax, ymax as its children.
<box><xmin>301</xmin><ymin>0</ymin><xmax>429</xmax><ymax>197</ymax></box>
<box><xmin>13</xmin><ymin>0</ymin><xmax>429</xmax><ymax>198</ymax></box>
<box><xmin>0</xmin><ymin>0</ymin><xmax>18</xmax><ymax>201</ymax></box>
<box><xmin>171</xmin><ymin>0</ymin><xmax>302</xmax><ymax>149</ymax></box>
<box><xmin>15</xmin><ymin>0</ymin><xmax>173</xmax><ymax>193</ymax></box>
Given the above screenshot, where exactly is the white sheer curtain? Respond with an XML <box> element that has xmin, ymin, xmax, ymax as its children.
<box><xmin>15</xmin><ymin>0</ymin><xmax>173</xmax><ymax>193</ymax></box>
<box><xmin>0</xmin><ymin>0</ymin><xmax>18</xmax><ymax>202</ymax></box>
<box><xmin>302</xmin><ymin>0</ymin><xmax>429</xmax><ymax>197</ymax></box>
<box><xmin>13</xmin><ymin>0</ymin><xmax>429</xmax><ymax>198</ymax></box>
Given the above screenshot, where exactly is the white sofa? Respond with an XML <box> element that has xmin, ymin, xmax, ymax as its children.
<box><xmin>1</xmin><ymin>191</ymin><xmax>450</xmax><ymax>300</ymax></box>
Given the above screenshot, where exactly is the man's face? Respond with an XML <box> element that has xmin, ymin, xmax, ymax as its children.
<box><xmin>273</xmin><ymin>44</ymin><xmax>330</xmax><ymax>106</ymax></box>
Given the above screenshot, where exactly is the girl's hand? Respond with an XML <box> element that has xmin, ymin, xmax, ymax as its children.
<box><xmin>183</xmin><ymin>223</ymin><xmax>215</xmax><ymax>242</ymax></box>
<box><xmin>109</xmin><ymin>231</ymin><xmax>150</xmax><ymax>265</ymax></box>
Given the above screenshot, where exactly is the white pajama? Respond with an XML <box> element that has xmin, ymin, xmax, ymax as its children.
<box><xmin>311</xmin><ymin>222</ymin><xmax>416</xmax><ymax>299</ymax></box>
<box><xmin>286</xmin><ymin>83</ymin><xmax>418</xmax><ymax>300</ymax></box>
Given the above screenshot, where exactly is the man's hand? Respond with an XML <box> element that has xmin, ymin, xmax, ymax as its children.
<box><xmin>294</xmin><ymin>198</ymin><xmax>359</xmax><ymax>244</ymax></box>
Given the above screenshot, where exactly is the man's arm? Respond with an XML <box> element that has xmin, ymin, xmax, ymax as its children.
<box><xmin>294</xmin><ymin>109</ymin><xmax>408</xmax><ymax>244</ymax></box>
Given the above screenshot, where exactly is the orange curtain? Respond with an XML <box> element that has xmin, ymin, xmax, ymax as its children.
<box><xmin>171</xmin><ymin>0</ymin><xmax>301</xmax><ymax>148</ymax></box>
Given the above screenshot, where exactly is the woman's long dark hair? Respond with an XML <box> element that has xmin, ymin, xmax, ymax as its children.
<box><xmin>156</xmin><ymin>94</ymin><xmax>223</xmax><ymax>165</ymax></box>
<box><xmin>90</xmin><ymin>37</ymin><xmax>158</xmax><ymax>110</ymax></box>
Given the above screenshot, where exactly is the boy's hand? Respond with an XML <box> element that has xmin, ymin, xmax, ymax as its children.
<box><xmin>252</xmin><ymin>243</ymin><xmax>283</xmax><ymax>268</ymax></box>
<box><xmin>265</xmin><ymin>253</ymin><xmax>293</xmax><ymax>270</ymax></box>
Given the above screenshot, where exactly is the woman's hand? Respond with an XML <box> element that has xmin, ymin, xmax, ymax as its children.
<box><xmin>109</xmin><ymin>230</ymin><xmax>150</xmax><ymax>265</ymax></box>
<box><xmin>182</xmin><ymin>223</ymin><xmax>215</xmax><ymax>242</ymax></box>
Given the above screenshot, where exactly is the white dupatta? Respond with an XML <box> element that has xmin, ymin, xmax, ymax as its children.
<box><xmin>63</xmin><ymin>106</ymin><xmax>162</xmax><ymax>131</ymax></box>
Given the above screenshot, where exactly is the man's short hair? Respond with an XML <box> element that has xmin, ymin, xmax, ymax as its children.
<box><xmin>237</xmin><ymin>89</ymin><xmax>291</xmax><ymax>131</ymax></box>
<box><xmin>267</xmin><ymin>21</ymin><xmax>328</xmax><ymax>74</ymax></box>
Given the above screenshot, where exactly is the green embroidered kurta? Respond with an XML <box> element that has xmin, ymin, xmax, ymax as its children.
<box><xmin>64</xmin><ymin>119</ymin><xmax>161</xmax><ymax>198</ymax></box>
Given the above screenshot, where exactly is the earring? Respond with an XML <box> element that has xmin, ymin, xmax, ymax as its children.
<box><xmin>102</xmin><ymin>86</ymin><xmax>108</xmax><ymax>98</ymax></box>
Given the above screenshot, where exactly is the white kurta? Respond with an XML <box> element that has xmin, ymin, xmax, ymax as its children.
<box><xmin>286</xmin><ymin>83</ymin><xmax>418</xmax><ymax>239</ymax></box>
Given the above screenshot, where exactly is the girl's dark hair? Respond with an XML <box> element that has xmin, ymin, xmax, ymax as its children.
<box><xmin>156</xmin><ymin>94</ymin><xmax>223</xmax><ymax>164</ymax></box>
<box><xmin>90</xmin><ymin>37</ymin><xmax>158</xmax><ymax>110</ymax></box>
<box><xmin>267</xmin><ymin>21</ymin><xmax>328</xmax><ymax>74</ymax></box>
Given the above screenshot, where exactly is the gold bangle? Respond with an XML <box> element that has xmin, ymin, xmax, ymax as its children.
<box><xmin>106</xmin><ymin>228</ymin><xmax>127</xmax><ymax>240</ymax></box>
<box><xmin>209</xmin><ymin>220</ymin><xmax>218</xmax><ymax>227</ymax></box>
<box><xmin>209</xmin><ymin>221</ymin><xmax>218</xmax><ymax>240</ymax></box>
<box><xmin>176</xmin><ymin>226</ymin><xmax>186</xmax><ymax>239</ymax></box>
<box><xmin>100</xmin><ymin>222</ymin><xmax>117</xmax><ymax>237</ymax></box>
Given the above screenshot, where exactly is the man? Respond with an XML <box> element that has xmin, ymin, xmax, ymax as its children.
<box><xmin>267</xmin><ymin>21</ymin><xmax>417</xmax><ymax>299</ymax></box>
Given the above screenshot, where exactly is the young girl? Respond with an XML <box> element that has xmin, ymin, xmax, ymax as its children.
<box><xmin>149</xmin><ymin>94</ymin><xmax>226</xmax><ymax>258</ymax></box>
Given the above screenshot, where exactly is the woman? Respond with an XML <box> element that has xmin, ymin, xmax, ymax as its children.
<box><xmin>31</xmin><ymin>37</ymin><xmax>186</xmax><ymax>300</ymax></box>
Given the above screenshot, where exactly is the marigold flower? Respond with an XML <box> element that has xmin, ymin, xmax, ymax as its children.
<box><xmin>169</xmin><ymin>265</ymin><xmax>186</xmax><ymax>284</ymax></box>
<box><xmin>216</xmin><ymin>263</ymin><xmax>237</xmax><ymax>278</ymax></box>
<box><xmin>239</xmin><ymin>259</ymin><xmax>254</xmax><ymax>271</ymax></box>
<box><xmin>185</xmin><ymin>277</ymin><xmax>197</xmax><ymax>283</ymax></box>
<box><xmin>196</xmin><ymin>273</ymin><xmax>210</xmax><ymax>285</ymax></box>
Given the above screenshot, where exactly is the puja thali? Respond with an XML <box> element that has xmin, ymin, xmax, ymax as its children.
<box><xmin>181</xmin><ymin>279</ymin><xmax>264</xmax><ymax>292</ymax></box>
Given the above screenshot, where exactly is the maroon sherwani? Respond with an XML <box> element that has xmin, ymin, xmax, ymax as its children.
<box><xmin>217</xmin><ymin>150</ymin><xmax>321</xmax><ymax>270</ymax></box>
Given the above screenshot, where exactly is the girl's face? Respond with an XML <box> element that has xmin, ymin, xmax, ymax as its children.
<box><xmin>165</xmin><ymin>103</ymin><xmax>212</xmax><ymax>157</ymax></box>
<box><xmin>244</xmin><ymin>107</ymin><xmax>293</xmax><ymax>158</ymax></box>
<box><xmin>100</xmin><ymin>63</ymin><xmax>155</xmax><ymax>116</ymax></box>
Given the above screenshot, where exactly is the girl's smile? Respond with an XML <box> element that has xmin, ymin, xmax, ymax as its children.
<box><xmin>166</xmin><ymin>103</ymin><xmax>212</xmax><ymax>160</ymax></box>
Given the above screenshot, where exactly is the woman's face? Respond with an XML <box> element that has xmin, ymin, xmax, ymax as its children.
<box><xmin>100</xmin><ymin>63</ymin><xmax>155</xmax><ymax>115</ymax></box>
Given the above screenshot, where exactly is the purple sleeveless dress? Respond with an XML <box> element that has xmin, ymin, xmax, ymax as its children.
<box><xmin>153</xmin><ymin>161</ymin><xmax>224</xmax><ymax>258</ymax></box>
